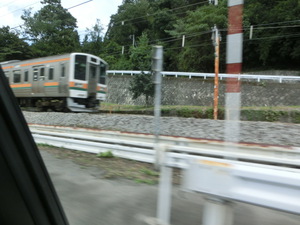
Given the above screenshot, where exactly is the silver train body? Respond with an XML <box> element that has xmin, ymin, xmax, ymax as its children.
<box><xmin>1</xmin><ymin>52</ymin><xmax>107</xmax><ymax>112</ymax></box>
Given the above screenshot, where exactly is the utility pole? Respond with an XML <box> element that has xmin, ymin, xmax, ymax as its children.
<box><xmin>225</xmin><ymin>0</ymin><xmax>244</xmax><ymax>144</ymax></box>
<box><xmin>210</xmin><ymin>0</ymin><xmax>219</xmax><ymax>120</ymax></box>
<box><xmin>212</xmin><ymin>25</ymin><xmax>220</xmax><ymax>120</ymax></box>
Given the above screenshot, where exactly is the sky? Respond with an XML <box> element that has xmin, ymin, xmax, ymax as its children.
<box><xmin>0</xmin><ymin>0</ymin><xmax>123</xmax><ymax>37</ymax></box>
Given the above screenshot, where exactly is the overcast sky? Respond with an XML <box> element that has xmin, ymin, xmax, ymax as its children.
<box><xmin>0</xmin><ymin>0</ymin><xmax>123</xmax><ymax>37</ymax></box>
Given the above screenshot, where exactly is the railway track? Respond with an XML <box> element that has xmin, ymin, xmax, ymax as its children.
<box><xmin>29</xmin><ymin>124</ymin><xmax>300</xmax><ymax>167</ymax></box>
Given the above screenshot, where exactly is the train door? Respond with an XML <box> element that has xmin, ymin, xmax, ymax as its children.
<box><xmin>59</xmin><ymin>63</ymin><xmax>67</xmax><ymax>94</ymax></box>
<box><xmin>32</xmin><ymin>66</ymin><xmax>45</xmax><ymax>94</ymax></box>
<box><xmin>88</xmin><ymin>63</ymin><xmax>98</xmax><ymax>96</ymax></box>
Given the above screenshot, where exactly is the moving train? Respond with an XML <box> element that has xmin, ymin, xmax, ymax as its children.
<box><xmin>0</xmin><ymin>52</ymin><xmax>107</xmax><ymax>112</ymax></box>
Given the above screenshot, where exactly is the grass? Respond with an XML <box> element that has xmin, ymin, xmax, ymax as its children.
<box><xmin>140</xmin><ymin>168</ymin><xmax>159</xmax><ymax>177</ymax></box>
<box><xmin>101</xmin><ymin>103</ymin><xmax>300</xmax><ymax>123</ymax></box>
<box><xmin>97</xmin><ymin>150</ymin><xmax>114</xmax><ymax>158</ymax></box>
<box><xmin>38</xmin><ymin>146</ymin><xmax>180</xmax><ymax>185</ymax></box>
<box><xmin>134</xmin><ymin>179</ymin><xmax>157</xmax><ymax>185</ymax></box>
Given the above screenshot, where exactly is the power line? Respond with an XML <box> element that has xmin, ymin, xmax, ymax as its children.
<box><xmin>0</xmin><ymin>1</ymin><xmax>39</xmax><ymax>19</ymax></box>
<box><xmin>114</xmin><ymin>0</ymin><xmax>209</xmax><ymax>26</ymax></box>
<box><xmin>8</xmin><ymin>0</ymin><xmax>95</xmax><ymax>31</ymax></box>
<box><xmin>245</xmin><ymin>33</ymin><xmax>300</xmax><ymax>41</ymax></box>
<box><xmin>0</xmin><ymin>0</ymin><xmax>20</xmax><ymax>9</ymax></box>
<box><xmin>253</xmin><ymin>19</ymin><xmax>300</xmax><ymax>27</ymax></box>
<box><xmin>67</xmin><ymin>0</ymin><xmax>93</xmax><ymax>10</ymax></box>
<box><xmin>103</xmin><ymin>29</ymin><xmax>300</xmax><ymax>58</ymax></box>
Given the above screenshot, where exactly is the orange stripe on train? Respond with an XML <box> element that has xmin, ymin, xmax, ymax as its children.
<box><xmin>10</xmin><ymin>83</ymin><xmax>32</xmax><ymax>88</ymax></box>
<box><xmin>44</xmin><ymin>82</ymin><xmax>59</xmax><ymax>86</ymax></box>
<box><xmin>21</xmin><ymin>57</ymin><xmax>70</xmax><ymax>67</ymax></box>
<box><xmin>3</xmin><ymin>58</ymin><xmax>70</xmax><ymax>69</ymax></box>
<box><xmin>2</xmin><ymin>66</ymin><xmax>14</xmax><ymax>70</ymax></box>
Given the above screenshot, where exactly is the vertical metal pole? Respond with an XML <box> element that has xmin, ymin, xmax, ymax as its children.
<box><xmin>182</xmin><ymin>35</ymin><xmax>185</xmax><ymax>47</ymax></box>
<box><xmin>213</xmin><ymin>26</ymin><xmax>220</xmax><ymax>120</ymax></box>
<box><xmin>152</xmin><ymin>45</ymin><xmax>172</xmax><ymax>225</ymax></box>
<box><xmin>225</xmin><ymin>0</ymin><xmax>243</xmax><ymax>145</ymax></box>
<box><xmin>157</xmin><ymin>165</ymin><xmax>173</xmax><ymax>225</ymax></box>
<box><xmin>152</xmin><ymin>46</ymin><xmax>163</xmax><ymax>169</ymax></box>
<box><xmin>202</xmin><ymin>198</ymin><xmax>233</xmax><ymax>225</ymax></box>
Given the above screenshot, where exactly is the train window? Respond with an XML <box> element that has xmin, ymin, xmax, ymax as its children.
<box><xmin>99</xmin><ymin>62</ymin><xmax>106</xmax><ymax>84</ymax></box>
<box><xmin>75</xmin><ymin>55</ymin><xmax>87</xmax><ymax>81</ymax></box>
<box><xmin>24</xmin><ymin>70</ymin><xmax>29</xmax><ymax>82</ymax></box>
<box><xmin>61</xmin><ymin>64</ymin><xmax>65</xmax><ymax>77</ymax></box>
<box><xmin>40</xmin><ymin>68</ymin><xmax>45</xmax><ymax>81</ymax></box>
<box><xmin>49</xmin><ymin>67</ymin><xmax>54</xmax><ymax>80</ymax></box>
<box><xmin>91</xmin><ymin>57</ymin><xmax>97</xmax><ymax>63</ymax></box>
<box><xmin>13</xmin><ymin>70</ymin><xmax>21</xmax><ymax>83</ymax></box>
<box><xmin>33</xmin><ymin>68</ymin><xmax>38</xmax><ymax>81</ymax></box>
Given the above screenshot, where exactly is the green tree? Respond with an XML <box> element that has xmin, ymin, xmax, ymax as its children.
<box><xmin>166</xmin><ymin>2</ymin><xmax>227</xmax><ymax>72</ymax></box>
<box><xmin>243</xmin><ymin>0</ymin><xmax>300</xmax><ymax>70</ymax></box>
<box><xmin>106</xmin><ymin>0</ymin><xmax>152</xmax><ymax>48</ymax></box>
<box><xmin>81</xmin><ymin>19</ymin><xmax>104</xmax><ymax>55</ymax></box>
<box><xmin>21</xmin><ymin>0</ymin><xmax>80</xmax><ymax>56</ymax></box>
<box><xmin>129</xmin><ymin>33</ymin><xmax>152</xmax><ymax>70</ymax></box>
<box><xmin>104</xmin><ymin>0</ymin><xmax>300</xmax><ymax>71</ymax></box>
<box><xmin>0</xmin><ymin>26</ymin><xmax>32</xmax><ymax>62</ymax></box>
<box><xmin>100</xmin><ymin>40</ymin><xmax>131</xmax><ymax>69</ymax></box>
<box><xmin>129</xmin><ymin>33</ymin><xmax>154</xmax><ymax>105</ymax></box>
<box><xmin>129</xmin><ymin>72</ymin><xmax>154</xmax><ymax>105</ymax></box>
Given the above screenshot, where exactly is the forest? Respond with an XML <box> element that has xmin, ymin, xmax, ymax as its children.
<box><xmin>1</xmin><ymin>0</ymin><xmax>299</xmax><ymax>73</ymax></box>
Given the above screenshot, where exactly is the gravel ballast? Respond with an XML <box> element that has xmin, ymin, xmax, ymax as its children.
<box><xmin>23</xmin><ymin>112</ymin><xmax>300</xmax><ymax>147</ymax></box>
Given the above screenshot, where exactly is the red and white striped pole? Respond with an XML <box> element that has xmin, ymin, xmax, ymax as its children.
<box><xmin>225</xmin><ymin>0</ymin><xmax>244</xmax><ymax>144</ymax></box>
<box><xmin>201</xmin><ymin>3</ymin><xmax>244</xmax><ymax>225</ymax></box>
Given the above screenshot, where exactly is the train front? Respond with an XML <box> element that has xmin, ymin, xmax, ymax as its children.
<box><xmin>68</xmin><ymin>53</ymin><xmax>107</xmax><ymax>112</ymax></box>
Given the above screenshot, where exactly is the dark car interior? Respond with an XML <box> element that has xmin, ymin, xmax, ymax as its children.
<box><xmin>0</xmin><ymin>66</ymin><xmax>69</xmax><ymax>225</ymax></box>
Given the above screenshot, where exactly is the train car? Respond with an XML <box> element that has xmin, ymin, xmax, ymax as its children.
<box><xmin>0</xmin><ymin>52</ymin><xmax>107</xmax><ymax>112</ymax></box>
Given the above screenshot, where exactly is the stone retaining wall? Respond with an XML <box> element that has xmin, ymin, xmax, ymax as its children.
<box><xmin>105</xmin><ymin>75</ymin><xmax>300</xmax><ymax>106</ymax></box>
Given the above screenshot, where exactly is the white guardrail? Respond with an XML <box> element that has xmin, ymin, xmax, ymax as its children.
<box><xmin>29</xmin><ymin>125</ymin><xmax>300</xmax><ymax>225</ymax></box>
<box><xmin>29</xmin><ymin>124</ymin><xmax>300</xmax><ymax>167</ymax></box>
<box><xmin>107</xmin><ymin>70</ymin><xmax>300</xmax><ymax>83</ymax></box>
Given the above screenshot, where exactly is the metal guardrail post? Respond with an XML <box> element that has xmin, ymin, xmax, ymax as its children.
<box><xmin>157</xmin><ymin>163</ymin><xmax>173</xmax><ymax>225</ymax></box>
<box><xmin>155</xmin><ymin>144</ymin><xmax>173</xmax><ymax>225</ymax></box>
<box><xmin>202</xmin><ymin>198</ymin><xmax>233</xmax><ymax>225</ymax></box>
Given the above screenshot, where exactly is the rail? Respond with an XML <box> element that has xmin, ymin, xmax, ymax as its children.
<box><xmin>107</xmin><ymin>70</ymin><xmax>300</xmax><ymax>83</ymax></box>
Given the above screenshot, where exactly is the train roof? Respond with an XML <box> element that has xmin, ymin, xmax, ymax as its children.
<box><xmin>0</xmin><ymin>60</ymin><xmax>21</xmax><ymax>65</ymax></box>
<box><xmin>1</xmin><ymin>53</ymin><xmax>107</xmax><ymax>69</ymax></box>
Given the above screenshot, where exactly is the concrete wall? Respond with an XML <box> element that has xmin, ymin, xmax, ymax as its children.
<box><xmin>105</xmin><ymin>75</ymin><xmax>300</xmax><ymax>107</ymax></box>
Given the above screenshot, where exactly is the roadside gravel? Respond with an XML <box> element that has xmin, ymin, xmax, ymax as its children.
<box><xmin>23</xmin><ymin>111</ymin><xmax>300</xmax><ymax>147</ymax></box>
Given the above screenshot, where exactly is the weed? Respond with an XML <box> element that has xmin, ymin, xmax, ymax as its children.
<box><xmin>135</xmin><ymin>179</ymin><xmax>157</xmax><ymax>185</ymax></box>
<box><xmin>37</xmin><ymin>143</ymin><xmax>55</xmax><ymax>148</ymax></box>
<box><xmin>140</xmin><ymin>168</ymin><xmax>159</xmax><ymax>177</ymax></box>
<box><xmin>263</xmin><ymin>110</ymin><xmax>282</xmax><ymax>122</ymax></box>
<box><xmin>97</xmin><ymin>150</ymin><xmax>114</xmax><ymax>158</ymax></box>
<box><xmin>291</xmin><ymin>111</ymin><xmax>300</xmax><ymax>123</ymax></box>
<box><xmin>101</xmin><ymin>103</ymin><xmax>300</xmax><ymax>123</ymax></box>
